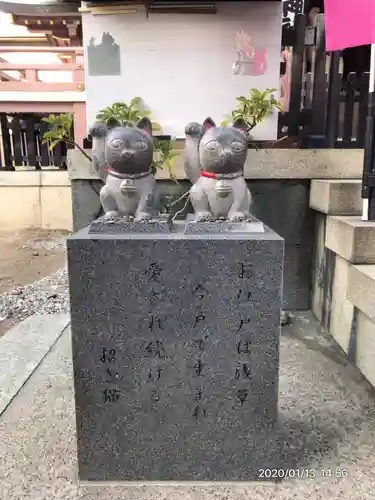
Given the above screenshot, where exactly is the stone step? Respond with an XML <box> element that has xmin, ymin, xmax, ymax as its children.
<box><xmin>0</xmin><ymin>313</ymin><xmax>70</xmax><ymax>415</ymax></box>
<box><xmin>325</xmin><ymin>215</ymin><xmax>375</xmax><ymax>264</ymax></box>
<box><xmin>310</xmin><ymin>179</ymin><xmax>362</xmax><ymax>215</ymax></box>
<box><xmin>347</xmin><ymin>264</ymin><xmax>375</xmax><ymax>322</ymax></box>
<box><xmin>346</xmin><ymin>264</ymin><xmax>375</xmax><ymax>388</ymax></box>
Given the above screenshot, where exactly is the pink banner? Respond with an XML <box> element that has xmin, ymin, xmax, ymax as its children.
<box><xmin>324</xmin><ymin>0</ymin><xmax>375</xmax><ymax>51</ymax></box>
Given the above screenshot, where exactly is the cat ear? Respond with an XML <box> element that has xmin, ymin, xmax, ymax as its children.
<box><xmin>232</xmin><ymin>118</ymin><xmax>248</xmax><ymax>135</ymax></box>
<box><xmin>136</xmin><ymin>117</ymin><xmax>153</xmax><ymax>136</ymax></box>
<box><xmin>202</xmin><ymin>117</ymin><xmax>216</xmax><ymax>133</ymax></box>
<box><xmin>89</xmin><ymin>122</ymin><xmax>108</xmax><ymax>138</ymax></box>
<box><xmin>185</xmin><ymin>122</ymin><xmax>203</xmax><ymax>137</ymax></box>
<box><xmin>106</xmin><ymin>117</ymin><xmax>122</xmax><ymax>129</ymax></box>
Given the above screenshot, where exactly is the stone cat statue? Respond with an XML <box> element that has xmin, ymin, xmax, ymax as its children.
<box><xmin>183</xmin><ymin>117</ymin><xmax>216</xmax><ymax>184</ymax></box>
<box><xmin>88</xmin><ymin>122</ymin><xmax>108</xmax><ymax>182</ymax></box>
<box><xmin>189</xmin><ymin>119</ymin><xmax>251</xmax><ymax>222</ymax></box>
<box><xmin>90</xmin><ymin>117</ymin><xmax>158</xmax><ymax>221</ymax></box>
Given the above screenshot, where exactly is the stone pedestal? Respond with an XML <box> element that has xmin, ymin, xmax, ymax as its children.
<box><xmin>67</xmin><ymin>219</ymin><xmax>284</xmax><ymax>481</ymax></box>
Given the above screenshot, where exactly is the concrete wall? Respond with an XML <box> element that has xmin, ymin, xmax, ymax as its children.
<box><xmin>81</xmin><ymin>2</ymin><xmax>282</xmax><ymax>139</ymax></box>
<box><xmin>0</xmin><ymin>171</ymin><xmax>72</xmax><ymax>231</ymax></box>
<box><xmin>310</xmin><ymin>180</ymin><xmax>375</xmax><ymax>388</ymax></box>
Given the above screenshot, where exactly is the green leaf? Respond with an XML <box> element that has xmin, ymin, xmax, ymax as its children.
<box><xmin>151</xmin><ymin>122</ymin><xmax>161</xmax><ymax>131</ymax></box>
<box><xmin>220</xmin><ymin>118</ymin><xmax>231</xmax><ymax>127</ymax></box>
<box><xmin>130</xmin><ymin>96</ymin><xmax>142</xmax><ymax>107</ymax></box>
<box><xmin>48</xmin><ymin>139</ymin><xmax>60</xmax><ymax>151</ymax></box>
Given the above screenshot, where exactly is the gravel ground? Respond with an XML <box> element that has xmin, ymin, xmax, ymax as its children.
<box><xmin>0</xmin><ymin>268</ymin><xmax>69</xmax><ymax>324</ymax></box>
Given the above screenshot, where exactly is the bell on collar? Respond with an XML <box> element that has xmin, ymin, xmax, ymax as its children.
<box><xmin>120</xmin><ymin>178</ymin><xmax>138</xmax><ymax>197</ymax></box>
<box><xmin>215</xmin><ymin>180</ymin><xmax>232</xmax><ymax>199</ymax></box>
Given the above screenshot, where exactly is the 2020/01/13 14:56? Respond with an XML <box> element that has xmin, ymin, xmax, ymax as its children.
<box><xmin>257</xmin><ymin>468</ymin><xmax>349</xmax><ymax>479</ymax></box>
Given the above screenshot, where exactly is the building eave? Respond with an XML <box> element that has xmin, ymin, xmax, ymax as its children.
<box><xmin>0</xmin><ymin>1</ymin><xmax>80</xmax><ymax>16</ymax></box>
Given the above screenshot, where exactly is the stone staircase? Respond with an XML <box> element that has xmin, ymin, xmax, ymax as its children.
<box><xmin>310</xmin><ymin>179</ymin><xmax>375</xmax><ymax>387</ymax></box>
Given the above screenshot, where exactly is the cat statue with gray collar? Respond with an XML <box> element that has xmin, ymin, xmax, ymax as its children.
<box><xmin>189</xmin><ymin>118</ymin><xmax>251</xmax><ymax>222</ymax></box>
<box><xmin>96</xmin><ymin>117</ymin><xmax>158</xmax><ymax>221</ymax></box>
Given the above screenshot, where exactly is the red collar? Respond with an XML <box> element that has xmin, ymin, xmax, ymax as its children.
<box><xmin>200</xmin><ymin>171</ymin><xmax>217</xmax><ymax>179</ymax></box>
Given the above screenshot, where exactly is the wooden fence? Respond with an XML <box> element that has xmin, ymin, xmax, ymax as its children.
<box><xmin>281</xmin><ymin>13</ymin><xmax>370</xmax><ymax>148</ymax></box>
<box><xmin>0</xmin><ymin>113</ymin><xmax>73</xmax><ymax>170</ymax></box>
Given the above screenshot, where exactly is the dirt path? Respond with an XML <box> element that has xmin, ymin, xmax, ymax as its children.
<box><xmin>0</xmin><ymin>228</ymin><xmax>68</xmax><ymax>337</ymax></box>
<box><xmin>0</xmin><ymin>228</ymin><xmax>68</xmax><ymax>294</ymax></box>
<box><xmin>0</xmin><ymin>228</ymin><xmax>68</xmax><ymax>295</ymax></box>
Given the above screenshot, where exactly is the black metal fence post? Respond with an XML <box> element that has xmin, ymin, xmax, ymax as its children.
<box><xmin>325</xmin><ymin>51</ymin><xmax>342</xmax><ymax>147</ymax></box>
<box><xmin>309</xmin><ymin>14</ymin><xmax>327</xmax><ymax>147</ymax></box>
<box><xmin>362</xmin><ymin>84</ymin><xmax>375</xmax><ymax>219</ymax></box>
<box><xmin>287</xmin><ymin>14</ymin><xmax>306</xmax><ymax>137</ymax></box>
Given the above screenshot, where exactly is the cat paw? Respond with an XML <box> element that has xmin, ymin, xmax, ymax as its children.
<box><xmin>229</xmin><ymin>212</ymin><xmax>246</xmax><ymax>222</ymax></box>
<box><xmin>185</xmin><ymin>122</ymin><xmax>203</xmax><ymax>137</ymax></box>
<box><xmin>103</xmin><ymin>210</ymin><xmax>119</xmax><ymax>219</ymax></box>
<box><xmin>135</xmin><ymin>212</ymin><xmax>153</xmax><ymax>222</ymax></box>
<box><xmin>195</xmin><ymin>211</ymin><xmax>212</xmax><ymax>222</ymax></box>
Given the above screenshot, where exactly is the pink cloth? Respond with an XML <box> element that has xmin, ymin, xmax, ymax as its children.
<box><xmin>324</xmin><ymin>0</ymin><xmax>375</xmax><ymax>51</ymax></box>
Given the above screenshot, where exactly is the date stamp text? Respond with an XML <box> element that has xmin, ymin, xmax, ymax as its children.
<box><xmin>257</xmin><ymin>468</ymin><xmax>349</xmax><ymax>479</ymax></box>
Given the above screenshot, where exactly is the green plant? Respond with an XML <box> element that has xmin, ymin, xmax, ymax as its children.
<box><xmin>96</xmin><ymin>97</ymin><xmax>161</xmax><ymax>131</ymax></box>
<box><xmin>152</xmin><ymin>138</ymin><xmax>179</xmax><ymax>181</ymax></box>
<box><xmin>42</xmin><ymin>112</ymin><xmax>92</xmax><ymax>161</ymax></box>
<box><xmin>221</xmin><ymin>88</ymin><xmax>283</xmax><ymax>135</ymax></box>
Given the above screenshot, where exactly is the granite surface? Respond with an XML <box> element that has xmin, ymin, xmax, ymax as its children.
<box><xmin>89</xmin><ymin>215</ymin><xmax>171</xmax><ymax>234</ymax></box>
<box><xmin>67</xmin><ymin>222</ymin><xmax>284</xmax><ymax>481</ymax></box>
<box><xmin>69</xmin><ymin>178</ymin><xmax>313</xmax><ymax>309</ymax></box>
<box><xmin>184</xmin><ymin>220</ymin><xmax>264</xmax><ymax>234</ymax></box>
<box><xmin>250</xmin><ymin>180</ymin><xmax>315</xmax><ymax>310</ymax></box>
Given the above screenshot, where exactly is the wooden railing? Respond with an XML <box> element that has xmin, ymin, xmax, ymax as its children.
<box><xmin>0</xmin><ymin>46</ymin><xmax>84</xmax><ymax>92</ymax></box>
<box><xmin>0</xmin><ymin>112</ymin><xmax>73</xmax><ymax>170</ymax></box>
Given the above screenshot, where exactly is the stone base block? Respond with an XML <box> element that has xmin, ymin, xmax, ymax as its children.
<box><xmin>67</xmin><ymin>220</ymin><xmax>284</xmax><ymax>481</ymax></box>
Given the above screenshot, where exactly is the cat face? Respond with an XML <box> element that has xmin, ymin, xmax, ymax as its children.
<box><xmin>199</xmin><ymin>120</ymin><xmax>248</xmax><ymax>174</ymax></box>
<box><xmin>104</xmin><ymin>118</ymin><xmax>154</xmax><ymax>175</ymax></box>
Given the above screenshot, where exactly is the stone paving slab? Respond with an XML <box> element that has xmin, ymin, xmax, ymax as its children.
<box><xmin>1</xmin><ymin>312</ymin><xmax>375</xmax><ymax>499</ymax></box>
<box><xmin>0</xmin><ymin>313</ymin><xmax>70</xmax><ymax>415</ymax></box>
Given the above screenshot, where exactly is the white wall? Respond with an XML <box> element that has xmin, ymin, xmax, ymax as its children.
<box><xmin>82</xmin><ymin>2</ymin><xmax>282</xmax><ymax>139</ymax></box>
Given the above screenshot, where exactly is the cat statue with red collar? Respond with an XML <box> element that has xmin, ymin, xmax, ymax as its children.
<box><xmin>94</xmin><ymin>117</ymin><xmax>158</xmax><ymax>221</ymax></box>
<box><xmin>183</xmin><ymin>117</ymin><xmax>216</xmax><ymax>184</ymax></box>
<box><xmin>188</xmin><ymin>118</ymin><xmax>251</xmax><ymax>222</ymax></box>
